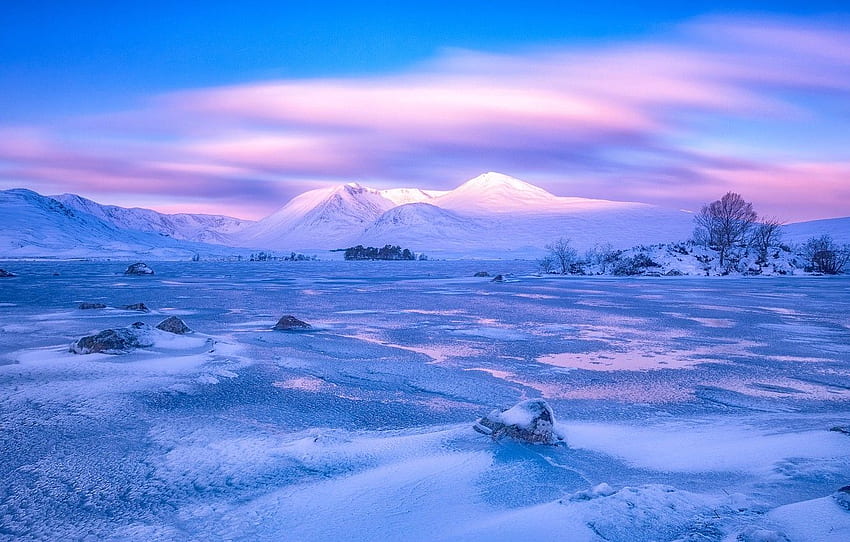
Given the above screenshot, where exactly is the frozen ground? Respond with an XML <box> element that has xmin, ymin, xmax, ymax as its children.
<box><xmin>1</xmin><ymin>261</ymin><xmax>849</xmax><ymax>541</ymax></box>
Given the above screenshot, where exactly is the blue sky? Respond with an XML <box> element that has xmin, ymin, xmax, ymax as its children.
<box><xmin>4</xmin><ymin>1</ymin><xmax>847</xmax><ymax>117</ymax></box>
<box><xmin>1</xmin><ymin>1</ymin><xmax>849</xmax><ymax>220</ymax></box>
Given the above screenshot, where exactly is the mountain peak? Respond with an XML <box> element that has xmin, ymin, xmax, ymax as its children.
<box><xmin>434</xmin><ymin>172</ymin><xmax>557</xmax><ymax>213</ymax></box>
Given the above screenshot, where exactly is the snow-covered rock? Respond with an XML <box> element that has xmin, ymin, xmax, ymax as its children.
<box><xmin>474</xmin><ymin>399</ymin><xmax>564</xmax><ymax>444</ymax></box>
<box><xmin>70</xmin><ymin>322</ymin><xmax>156</xmax><ymax>354</ymax></box>
<box><xmin>834</xmin><ymin>486</ymin><xmax>850</xmax><ymax>510</ymax></box>
<box><xmin>124</xmin><ymin>262</ymin><xmax>154</xmax><ymax>275</ymax></box>
<box><xmin>273</xmin><ymin>315</ymin><xmax>312</xmax><ymax>331</ymax></box>
<box><xmin>156</xmin><ymin>316</ymin><xmax>191</xmax><ymax>335</ymax></box>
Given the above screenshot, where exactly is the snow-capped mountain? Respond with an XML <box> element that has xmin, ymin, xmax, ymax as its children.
<box><xmin>231</xmin><ymin>183</ymin><xmax>400</xmax><ymax>249</ymax></box>
<box><xmin>52</xmin><ymin>193</ymin><xmax>253</xmax><ymax>244</ymax></box>
<box><xmin>0</xmin><ymin>189</ymin><xmax>237</xmax><ymax>259</ymax></box>
<box><xmin>232</xmin><ymin>172</ymin><xmax>698</xmax><ymax>255</ymax></box>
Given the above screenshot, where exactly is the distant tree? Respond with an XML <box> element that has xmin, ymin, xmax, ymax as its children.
<box><xmin>537</xmin><ymin>254</ymin><xmax>556</xmax><ymax>274</ymax></box>
<box><xmin>801</xmin><ymin>235</ymin><xmax>850</xmax><ymax>274</ymax></box>
<box><xmin>750</xmin><ymin>217</ymin><xmax>784</xmax><ymax>262</ymax></box>
<box><xmin>545</xmin><ymin>237</ymin><xmax>577</xmax><ymax>274</ymax></box>
<box><xmin>344</xmin><ymin>244</ymin><xmax>417</xmax><ymax>261</ymax></box>
<box><xmin>584</xmin><ymin>242</ymin><xmax>619</xmax><ymax>273</ymax></box>
<box><xmin>694</xmin><ymin>192</ymin><xmax>758</xmax><ymax>268</ymax></box>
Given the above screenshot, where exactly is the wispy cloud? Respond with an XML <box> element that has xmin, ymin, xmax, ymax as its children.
<box><xmin>1</xmin><ymin>16</ymin><xmax>849</xmax><ymax>220</ymax></box>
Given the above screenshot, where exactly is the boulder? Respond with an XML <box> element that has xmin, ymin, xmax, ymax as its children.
<box><xmin>123</xmin><ymin>302</ymin><xmax>150</xmax><ymax>312</ymax></box>
<box><xmin>834</xmin><ymin>485</ymin><xmax>850</xmax><ymax>510</ymax></box>
<box><xmin>474</xmin><ymin>271</ymin><xmax>490</xmax><ymax>277</ymax></box>
<box><xmin>0</xmin><ymin>269</ymin><xmax>16</xmax><ymax>278</ymax></box>
<box><xmin>78</xmin><ymin>302</ymin><xmax>107</xmax><ymax>310</ymax></box>
<box><xmin>156</xmin><ymin>316</ymin><xmax>191</xmax><ymax>335</ymax></box>
<box><xmin>70</xmin><ymin>322</ymin><xmax>154</xmax><ymax>354</ymax></box>
<box><xmin>273</xmin><ymin>315</ymin><xmax>312</xmax><ymax>331</ymax></box>
<box><xmin>491</xmin><ymin>274</ymin><xmax>505</xmax><ymax>283</ymax></box>
<box><xmin>830</xmin><ymin>426</ymin><xmax>850</xmax><ymax>435</ymax></box>
<box><xmin>473</xmin><ymin>399</ymin><xmax>564</xmax><ymax>444</ymax></box>
<box><xmin>124</xmin><ymin>262</ymin><xmax>154</xmax><ymax>275</ymax></box>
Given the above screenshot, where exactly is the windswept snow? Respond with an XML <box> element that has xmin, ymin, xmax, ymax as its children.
<box><xmin>1</xmin><ymin>261</ymin><xmax>849</xmax><ymax>541</ymax></box>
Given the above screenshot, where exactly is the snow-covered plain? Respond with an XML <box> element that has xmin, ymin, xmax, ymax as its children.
<box><xmin>1</xmin><ymin>261</ymin><xmax>849</xmax><ymax>541</ymax></box>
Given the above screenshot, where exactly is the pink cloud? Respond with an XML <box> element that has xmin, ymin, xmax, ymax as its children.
<box><xmin>2</xmin><ymin>17</ymin><xmax>850</xmax><ymax>221</ymax></box>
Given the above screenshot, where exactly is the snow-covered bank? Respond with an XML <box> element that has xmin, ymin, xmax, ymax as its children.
<box><xmin>548</xmin><ymin>241</ymin><xmax>848</xmax><ymax>277</ymax></box>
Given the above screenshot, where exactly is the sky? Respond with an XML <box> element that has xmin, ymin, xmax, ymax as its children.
<box><xmin>1</xmin><ymin>1</ymin><xmax>850</xmax><ymax>221</ymax></box>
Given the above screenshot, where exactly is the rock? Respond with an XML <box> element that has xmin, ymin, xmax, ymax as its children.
<box><xmin>0</xmin><ymin>269</ymin><xmax>16</xmax><ymax>278</ymax></box>
<box><xmin>123</xmin><ymin>302</ymin><xmax>150</xmax><ymax>312</ymax></box>
<box><xmin>834</xmin><ymin>485</ymin><xmax>850</xmax><ymax>510</ymax></box>
<box><xmin>473</xmin><ymin>399</ymin><xmax>564</xmax><ymax>444</ymax></box>
<box><xmin>491</xmin><ymin>274</ymin><xmax>505</xmax><ymax>282</ymax></box>
<box><xmin>664</xmin><ymin>269</ymin><xmax>683</xmax><ymax>276</ymax></box>
<box><xmin>830</xmin><ymin>425</ymin><xmax>850</xmax><ymax>435</ymax></box>
<box><xmin>568</xmin><ymin>483</ymin><xmax>617</xmax><ymax>502</ymax></box>
<box><xmin>70</xmin><ymin>322</ymin><xmax>154</xmax><ymax>354</ymax></box>
<box><xmin>78</xmin><ymin>302</ymin><xmax>107</xmax><ymax>310</ymax></box>
<box><xmin>156</xmin><ymin>316</ymin><xmax>191</xmax><ymax>334</ymax></box>
<box><xmin>273</xmin><ymin>315</ymin><xmax>312</xmax><ymax>331</ymax></box>
<box><xmin>474</xmin><ymin>271</ymin><xmax>490</xmax><ymax>277</ymax></box>
<box><xmin>124</xmin><ymin>262</ymin><xmax>154</xmax><ymax>275</ymax></box>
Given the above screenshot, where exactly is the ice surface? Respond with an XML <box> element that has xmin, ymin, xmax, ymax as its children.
<box><xmin>1</xmin><ymin>260</ymin><xmax>849</xmax><ymax>541</ymax></box>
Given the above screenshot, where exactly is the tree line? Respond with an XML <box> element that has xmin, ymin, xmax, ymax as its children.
<box><xmin>343</xmin><ymin>245</ymin><xmax>421</xmax><ymax>261</ymax></box>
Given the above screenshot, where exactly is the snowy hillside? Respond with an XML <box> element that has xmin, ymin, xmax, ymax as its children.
<box><xmin>0</xmin><ymin>189</ymin><xmax>238</xmax><ymax>259</ymax></box>
<box><xmin>231</xmin><ymin>183</ymin><xmax>398</xmax><ymax>250</ymax></box>
<box><xmin>359</xmin><ymin>203</ymin><xmax>491</xmax><ymax>251</ymax></box>
<box><xmin>52</xmin><ymin>193</ymin><xmax>253</xmax><ymax>244</ymax></box>
<box><xmin>783</xmin><ymin>217</ymin><xmax>850</xmax><ymax>245</ymax></box>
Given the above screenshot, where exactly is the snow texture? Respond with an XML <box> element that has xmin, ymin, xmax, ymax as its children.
<box><xmin>1</xmin><ymin>261</ymin><xmax>849</xmax><ymax>541</ymax></box>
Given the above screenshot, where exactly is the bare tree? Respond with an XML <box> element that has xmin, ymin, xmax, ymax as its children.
<box><xmin>584</xmin><ymin>242</ymin><xmax>618</xmax><ymax>273</ymax></box>
<box><xmin>750</xmin><ymin>217</ymin><xmax>784</xmax><ymax>261</ymax></box>
<box><xmin>801</xmin><ymin>235</ymin><xmax>850</xmax><ymax>274</ymax></box>
<box><xmin>694</xmin><ymin>192</ymin><xmax>758</xmax><ymax>268</ymax></box>
<box><xmin>545</xmin><ymin>237</ymin><xmax>577</xmax><ymax>274</ymax></box>
<box><xmin>537</xmin><ymin>254</ymin><xmax>556</xmax><ymax>274</ymax></box>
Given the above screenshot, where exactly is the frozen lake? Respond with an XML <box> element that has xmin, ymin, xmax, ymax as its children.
<box><xmin>1</xmin><ymin>261</ymin><xmax>849</xmax><ymax>541</ymax></box>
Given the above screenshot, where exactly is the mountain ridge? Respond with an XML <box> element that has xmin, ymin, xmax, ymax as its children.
<box><xmin>1</xmin><ymin>173</ymin><xmax>847</xmax><ymax>259</ymax></box>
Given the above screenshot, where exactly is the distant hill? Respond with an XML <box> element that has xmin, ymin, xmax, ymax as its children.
<box><xmin>52</xmin><ymin>193</ymin><xmax>253</xmax><ymax>244</ymax></box>
<box><xmin>0</xmin><ymin>189</ymin><xmax>238</xmax><ymax>259</ymax></box>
